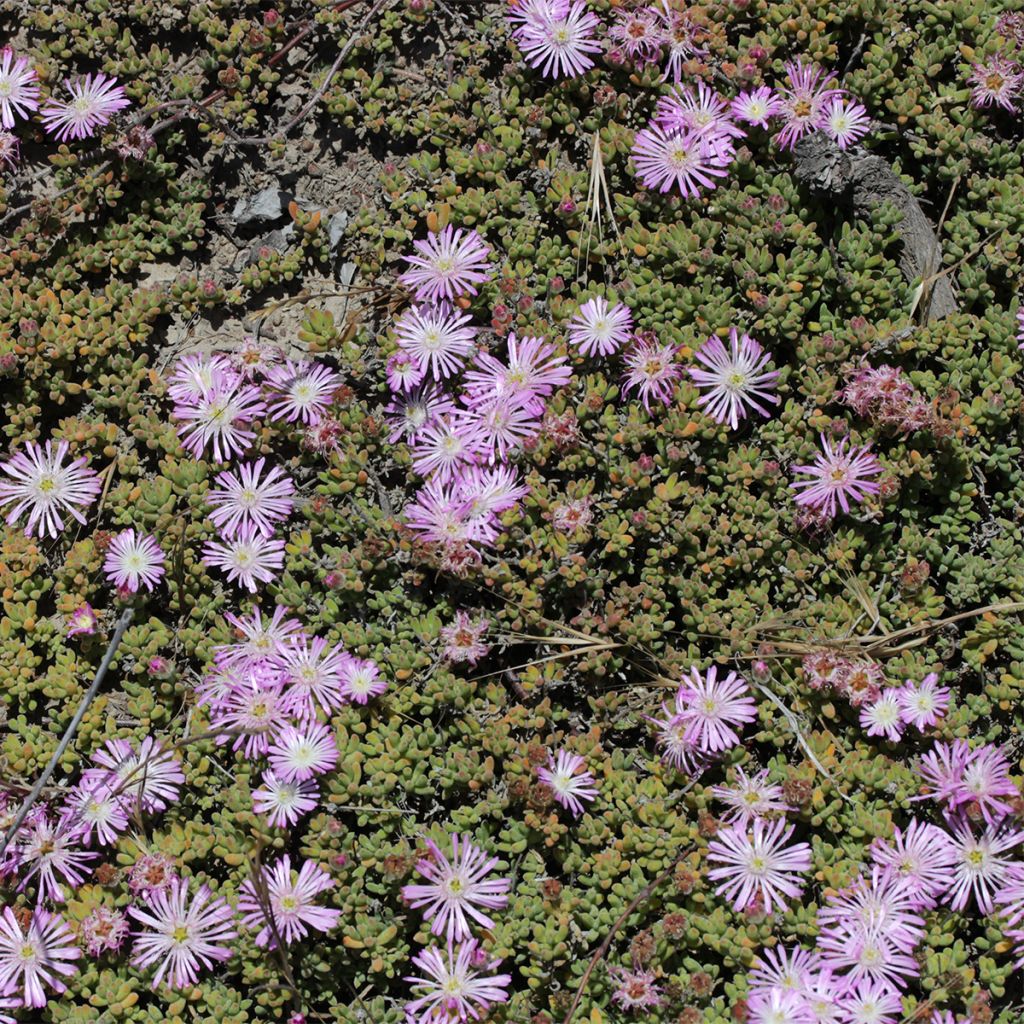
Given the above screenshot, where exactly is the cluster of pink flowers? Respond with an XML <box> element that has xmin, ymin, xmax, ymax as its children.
<box><xmin>0</xmin><ymin>47</ymin><xmax>130</xmax><ymax>173</ymax></box>
<box><xmin>401</xmin><ymin>834</ymin><xmax>512</xmax><ymax>1023</ymax></box>
<box><xmin>842</xmin><ymin>364</ymin><xmax>936</xmax><ymax>434</ymax></box>
<box><xmin>198</xmin><ymin>604</ymin><xmax>386</xmax><ymax>828</ymax></box>
<box><xmin>630</xmin><ymin>61</ymin><xmax>869</xmax><ymax>201</ymax></box>
<box><xmin>389</xmin><ymin>226</ymin><xmax>554</xmax><ymax>566</ymax></box>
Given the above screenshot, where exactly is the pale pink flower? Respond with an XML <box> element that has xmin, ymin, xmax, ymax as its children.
<box><xmin>85</xmin><ymin>737</ymin><xmax>184</xmax><ymax>814</ymax></box>
<box><xmin>339</xmin><ymin>657</ymin><xmax>388</xmax><ymax>704</ymax></box>
<box><xmin>869</xmin><ymin>818</ymin><xmax>957</xmax><ymax>909</ymax></box>
<box><xmin>898</xmin><ymin>673</ymin><xmax>949</xmax><ymax>731</ymax></box>
<box><xmin>774</xmin><ymin>60</ymin><xmax>843</xmax><ymax>151</ymax></box>
<box><xmin>706</xmin><ymin>819</ymin><xmax>812</xmax><ymax>915</ymax></box>
<box><xmin>968</xmin><ymin>56</ymin><xmax>1023</xmax><ymax>112</ymax></box>
<box><xmin>400</xmin><ymin>226</ymin><xmax>493</xmax><ymax>303</ymax></box>
<box><xmin>216</xmin><ymin>605</ymin><xmax>303</xmax><ymax>670</ymax></box>
<box><xmin>0</xmin><ymin>907</ymin><xmax>80</xmax><ymax>1008</ymax></box>
<box><xmin>511</xmin><ymin>0</ymin><xmax>602</xmax><ymax>80</ymax></box>
<box><xmin>439</xmin><ymin>611</ymin><xmax>491</xmax><ymax>666</ymax></box>
<box><xmin>80</xmin><ymin>906</ymin><xmax>129</xmax><ymax>956</ymax></box>
<box><xmin>608</xmin><ymin>964</ymin><xmax>664</xmax><ymax>1011</ymax></box>
<box><xmin>0</xmin><ymin>128</ymin><xmax>18</xmax><ymax>171</ymax></box>
<box><xmin>945</xmin><ymin>819</ymin><xmax>1024</xmax><ymax>914</ymax></box>
<box><xmin>172</xmin><ymin>375</ymin><xmax>266</xmax><ymax>463</ymax></box>
<box><xmin>404</xmin><ymin>939</ymin><xmax>511</xmax><ymax>1024</ymax></box>
<box><xmin>402</xmin><ymin>834</ymin><xmax>511</xmax><ymax>943</ymax></box>
<box><xmin>274</xmin><ymin>634</ymin><xmax>348</xmax><ymax>719</ymax></box>
<box><xmin>632</xmin><ymin>123</ymin><xmax>731</xmax><ymax>197</ymax></box>
<box><xmin>266</xmin><ymin>360</ymin><xmax>341</xmax><ymax>425</ymax></box>
<box><xmin>688</xmin><ymin>329</ymin><xmax>779</xmax><ymax>429</ymax></box>
<box><xmin>0</xmin><ymin>48</ymin><xmax>38</xmax><ymax>129</ymax></box>
<box><xmin>568</xmin><ymin>297</ymin><xmax>634</xmax><ymax>357</ymax></box>
<box><xmin>731</xmin><ymin>86</ymin><xmax>783</xmax><ymax>128</ymax></box>
<box><xmin>0</xmin><ymin>439</ymin><xmax>101</xmax><ymax>539</ymax></box>
<box><xmin>621</xmin><ymin>334</ymin><xmax>683</xmax><ymax>411</ymax></box>
<box><xmin>14</xmin><ymin>812</ymin><xmax>97</xmax><ymax>902</ymax></box>
<box><xmin>206</xmin><ymin>458</ymin><xmax>295</xmax><ymax>539</ymax></box>
<box><xmin>128</xmin><ymin>877</ymin><xmax>236</xmax><ymax>990</ymax></box>
<box><xmin>747</xmin><ymin>987</ymin><xmax>815</xmax><ymax>1024</ymax></box>
<box><xmin>62</xmin><ymin>777</ymin><xmax>130</xmax><ymax>847</ymax></box>
<box><xmin>675</xmin><ymin>666</ymin><xmax>757</xmax><ymax>754</ymax></box>
<box><xmin>253</xmin><ymin>771</ymin><xmax>319</xmax><ymax>829</ymax></box>
<box><xmin>103</xmin><ymin>528</ymin><xmax>165</xmax><ymax>593</ymax></box>
<box><xmin>396</xmin><ymin>302</ymin><xmax>477</xmax><ymax>381</ymax></box>
<box><xmin>859</xmin><ymin>690</ymin><xmax>904</xmax><ymax>742</ymax></box>
<box><xmin>387</xmin><ymin>348</ymin><xmax>428</xmax><ymax>392</ymax></box>
<box><xmin>238</xmin><ymin>855</ymin><xmax>340</xmax><ymax>948</ymax></box>
<box><xmin>712</xmin><ymin>766</ymin><xmax>791</xmax><ymax>826</ymax></box>
<box><xmin>127</xmin><ymin>852</ymin><xmax>178</xmax><ymax>896</ymax></box>
<box><xmin>821</xmin><ymin>96</ymin><xmax>871</xmax><ymax>149</ymax></box>
<box><xmin>608</xmin><ymin>6</ymin><xmax>663</xmax><ymax>67</ymax></box>
<box><xmin>268</xmin><ymin>722</ymin><xmax>339</xmax><ymax>782</ymax></box>
<box><xmin>790</xmin><ymin>434</ymin><xmax>882</xmax><ymax>517</ymax></box>
<box><xmin>202</xmin><ymin>525</ymin><xmax>286</xmax><ymax>592</ymax></box>
<box><xmin>537</xmin><ymin>749</ymin><xmax>598</xmax><ymax>817</ymax></box>
<box><xmin>462</xmin><ymin>333</ymin><xmax>570</xmax><ymax>414</ymax></box>
<box><xmin>40</xmin><ymin>72</ymin><xmax>130</xmax><ymax>141</ymax></box>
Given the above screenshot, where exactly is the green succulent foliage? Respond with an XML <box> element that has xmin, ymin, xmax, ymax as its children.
<box><xmin>0</xmin><ymin>0</ymin><xmax>1023</xmax><ymax>1022</ymax></box>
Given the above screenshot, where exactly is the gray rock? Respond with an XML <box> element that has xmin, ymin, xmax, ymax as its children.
<box><xmin>231</xmin><ymin>188</ymin><xmax>291</xmax><ymax>227</ymax></box>
<box><xmin>328</xmin><ymin>211</ymin><xmax>350</xmax><ymax>252</ymax></box>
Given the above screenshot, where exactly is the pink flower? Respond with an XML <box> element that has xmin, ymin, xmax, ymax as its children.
<box><xmin>402</xmin><ymin>834</ymin><xmax>511</xmax><ymax>943</ymax></box>
<box><xmin>216</xmin><ymin>605</ymin><xmax>304</xmax><ymax>670</ymax></box>
<box><xmin>747</xmin><ymin>987</ymin><xmax>815</xmax><ymax>1024</ymax></box>
<box><xmin>404</xmin><ymin>478</ymin><xmax>475</xmax><ymax>546</ymax></box>
<box><xmin>404</xmin><ymin>939</ymin><xmax>511</xmax><ymax>1024</ymax></box>
<box><xmin>387</xmin><ymin>348</ymin><xmax>428</xmax><ymax>392</ymax></box>
<box><xmin>537</xmin><ymin>749</ymin><xmax>598</xmax><ymax>817</ymax></box>
<box><xmin>790</xmin><ymin>434</ymin><xmax>882</xmax><ymax>517</ymax></box>
<box><xmin>40</xmin><ymin>72</ymin><xmax>130</xmax><ymax>142</ymax></box>
<box><xmin>688</xmin><ymin>328</ymin><xmax>779</xmax><ymax>430</ymax></box>
<box><xmin>103</xmin><ymin>528</ymin><xmax>165</xmax><ymax>593</ymax></box>
<box><xmin>859</xmin><ymin>690</ymin><xmax>904</xmax><ymax>742</ymax></box>
<box><xmin>968</xmin><ymin>56</ymin><xmax>1023</xmax><ymax>112</ymax></box>
<box><xmin>0</xmin><ymin>907</ymin><xmax>80</xmax><ymax>1008</ymax></box>
<box><xmin>127</xmin><ymin>852</ymin><xmax>178</xmax><ymax>896</ymax></box>
<box><xmin>631</xmin><ymin>123</ymin><xmax>731</xmax><ymax>197</ymax></box>
<box><xmin>463</xmin><ymin>333</ymin><xmax>570</xmax><ymax>414</ymax></box>
<box><xmin>439</xmin><ymin>611</ymin><xmax>491</xmax><ymax>666</ymax></box>
<box><xmin>869</xmin><ymin>818</ymin><xmax>957</xmax><ymax>909</ymax></box>
<box><xmin>14</xmin><ymin>812</ymin><xmax>98</xmax><ymax>902</ymax></box>
<box><xmin>80</xmin><ymin>906</ymin><xmax>129</xmax><ymax>956</ymax></box>
<box><xmin>621</xmin><ymin>334</ymin><xmax>683</xmax><ymax>411</ymax></box>
<box><xmin>835</xmin><ymin>977</ymin><xmax>902</xmax><ymax>1023</ymax></box>
<box><xmin>172</xmin><ymin>374</ymin><xmax>266</xmax><ymax>463</ymax></box>
<box><xmin>61</xmin><ymin>777</ymin><xmax>130</xmax><ymax>847</ymax></box>
<box><xmin>608</xmin><ymin>964</ymin><xmax>663</xmax><ymax>1011</ymax></box>
<box><xmin>238</xmin><ymin>855</ymin><xmax>340</xmax><ymax>948</ymax></box>
<box><xmin>0</xmin><ymin>48</ymin><xmax>39</xmax><ymax>128</ymax></box>
<box><xmin>0</xmin><ymin>439</ymin><xmax>101</xmax><ymax>538</ymax></box>
<box><xmin>655</xmin><ymin>80</ymin><xmax>744</xmax><ymax>148</ymax></box>
<box><xmin>675</xmin><ymin>666</ymin><xmax>758</xmax><ymax>754</ymax></box>
<box><xmin>202</xmin><ymin>524</ymin><xmax>286</xmax><ymax>592</ymax></box>
<box><xmin>467</xmin><ymin>396</ymin><xmax>542</xmax><ymax>464</ymax></box>
<box><xmin>748</xmin><ymin>944</ymin><xmax>820</xmax><ymax>997</ymax></box>
<box><xmin>712</xmin><ymin>766</ymin><xmax>791</xmax><ymax>827</ymax></box>
<box><xmin>339</xmin><ymin>657</ymin><xmax>388</xmax><ymax>704</ymax></box>
<box><xmin>386</xmin><ymin>384</ymin><xmax>457</xmax><ymax>444</ymax></box>
<box><xmin>510</xmin><ymin>0</ymin><xmax>602</xmax><ymax>80</ymax></box>
<box><xmin>266</xmin><ymin>359</ymin><xmax>341</xmax><ymax>425</ymax></box>
<box><xmin>0</xmin><ymin>129</ymin><xmax>18</xmax><ymax>171</ymax></box>
<box><xmin>820</xmin><ymin>96</ymin><xmax>871</xmax><ymax>149</ymax></box>
<box><xmin>706</xmin><ymin>819</ymin><xmax>811</xmax><ymax>915</ymax></box>
<box><xmin>568</xmin><ymin>297</ymin><xmax>635</xmax><ymax>358</ymax></box>
<box><xmin>253</xmin><ymin>771</ymin><xmax>319</xmax><ymax>829</ymax></box>
<box><xmin>167</xmin><ymin>352</ymin><xmax>239</xmax><ymax>405</ymax></box>
<box><xmin>67</xmin><ymin>603</ymin><xmax>98</xmax><ymax>636</ymax></box>
<box><xmin>400</xmin><ymin>226</ymin><xmax>493</xmax><ymax>303</ymax></box>
<box><xmin>85</xmin><ymin>737</ymin><xmax>184</xmax><ymax>814</ymax></box>
<box><xmin>128</xmin><ymin>877</ymin><xmax>236</xmax><ymax>990</ymax></box>
<box><xmin>917</xmin><ymin>740</ymin><xmax>1019</xmax><ymax>826</ymax></box>
<box><xmin>655</xmin><ymin>4</ymin><xmax>707</xmax><ymax>83</ymax></box>
<box><xmin>774</xmin><ymin>60</ymin><xmax>844</xmax><ymax>151</ymax></box>
<box><xmin>273</xmin><ymin>634</ymin><xmax>348</xmax><ymax>719</ymax></box>
<box><xmin>206</xmin><ymin>458</ymin><xmax>295</xmax><ymax>539</ymax></box>
<box><xmin>411</xmin><ymin>412</ymin><xmax>489</xmax><ymax>484</ymax></box>
<box><xmin>268</xmin><ymin>722</ymin><xmax>339</xmax><ymax>781</ymax></box>
<box><xmin>898</xmin><ymin>673</ymin><xmax>949</xmax><ymax>730</ymax></box>
<box><xmin>454</xmin><ymin>464</ymin><xmax>529</xmax><ymax>522</ymax></box>
<box><xmin>608</xmin><ymin>6</ymin><xmax>663</xmax><ymax>68</ymax></box>
<box><xmin>945</xmin><ymin>819</ymin><xmax>1024</xmax><ymax>914</ymax></box>
<box><xmin>731</xmin><ymin>86</ymin><xmax>783</xmax><ymax>128</ymax></box>
<box><xmin>396</xmin><ymin>302</ymin><xmax>477</xmax><ymax>381</ymax></box>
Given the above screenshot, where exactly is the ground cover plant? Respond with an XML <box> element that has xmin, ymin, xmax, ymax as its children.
<box><xmin>0</xmin><ymin>0</ymin><xmax>1023</xmax><ymax>1022</ymax></box>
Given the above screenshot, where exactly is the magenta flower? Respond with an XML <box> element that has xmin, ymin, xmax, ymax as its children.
<box><xmin>996</xmin><ymin>867</ymin><xmax>1024</xmax><ymax>967</ymax></box>
<box><xmin>870</xmin><ymin>818</ymin><xmax>957</xmax><ymax>909</ymax></box>
<box><xmin>440</xmin><ymin>611</ymin><xmax>491</xmax><ymax>666</ymax></box>
<box><xmin>463</xmin><ymin>333</ymin><xmax>570</xmax><ymax>415</ymax></box>
<box><xmin>730</xmin><ymin>86</ymin><xmax>783</xmax><ymax>128</ymax></box>
<box><xmin>202</xmin><ymin>524</ymin><xmax>286</xmax><ymax>592</ymax></box>
<box><xmin>945</xmin><ymin>819</ymin><xmax>1024</xmax><ymax>914</ymax></box>
<box><xmin>790</xmin><ymin>434</ymin><xmax>882</xmax><ymax>517</ymax></box>
<box><xmin>400</xmin><ymin>226</ymin><xmax>493</xmax><ymax>303</ymax></box>
<box><xmin>0</xmin><ymin>907</ymin><xmax>80</xmax><ymax>1008</ymax></box>
<box><xmin>706</xmin><ymin>819</ymin><xmax>812</xmax><ymax>915</ymax></box>
<box><xmin>14</xmin><ymin>812</ymin><xmax>98</xmax><ymax>902</ymax></box>
<box><xmin>774</xmin><ymin>60</ymin><xmax>844</xmax><ymax>151</ymax></box>
<box><xmin>820</xmin><ymin>96</ymin><xmax>871</xmax><ymax>149</ymax></box>
<box><xmin>396</xmin><ymin>302</ymin><xmax>477</xmax><ymax>381</ymax></box>
<box><xmin>239</xmin><ymin>855</ymin><xmax>340</xmax><ymax>948</ymax></box>
<box><xmin>404</xmin><ymin>478</ymin><xmax>475</xmax><ymax>546</ymax></box>
<box><xmin>0</xmin><ymin>48</ymin><xmax>40</xmax><ymax>128</ymax></box>
<box><xmin>402</xmin><ymin>834</ymin><xmax>511</xmax><ymax>943</ymax></box>
<box><xmin>62</xmin><ymin>777</ymin><xmax>130</xmax><ymax>847</ymax></box>
<box><xmin>675</xmin><ymin>666</ymin><xmax>757</xmax><ymax>754</ymax></box>
<box><xmin>103</xmin><ymin>528</ymin><xmax>165</xmax><ymax>593</ymax></box>
<box><xmin>0</xmin><ymin>439</ymin><xmax>101</xmax><ymax>539</ymax></box>
<box><xmin>387</xmin><ymin>348</ymin><xmax>428</xmax><ymax>392</ymax></box>
<box><xmin>568</xmin><ymin>297</ymin><xmax>634</xmax><ymax>358</ymax></box>
<box><xmin>469</xmin><ymin>396</ymin><xmax>542</xmax><ymax>464</ymax></box>
<box><xmin>268</xmin><ymin>722</ymin><xmax>339</xmax><ymax>782</ymax></box>
<box><xmin>898</xmin><ymin>672</ymin><xmax>949</xmax><ymax>730</ymax></box>
<box><xmin>67</xmin><ymin>602</ymin><xmax>98</xmax><ymax>637</ymax></box>
<box><xmin>712</xmin><ymin>766</ymin><xmax>791</xmax><ymax>827</ymax></box>
<box><xmin>206</xmin><ymin>458</ymin><xmax>295</xmax><ymax>539</ymax></box>
<box><xmin>339</xmin><ymin>657</ymin><xmax>388</xmax><ymax>704</ymax></box>
<box><xmin>40</xmin><ymin>72</ymin><xmax>130</xmax><ymax>142</ymax></box>
<box><xmin>647</xmin><ymin>702</ymin><xmax>705</xmax><ymax>775</ymax></box>
<box><xmin>167</xmin><ymin>353</ymin><xmax>239</xmax><ymax>405</ymax></box>
<box><xmin>537</xmin><ymin>749</ymin><xmax>598</xmax><ymax>817</ymax></box>
<box><xmin>968</xmin><ymin>56</ymin><xmax>1023</xmax><ymax>112</ymax></box>
<box><xmin>266</xmin><ymin>359</ymin><xmax>341</xmax><ymax>426</ymax></box>
<box><xmin>632</xmin><ymin>123</ymin><xmax>731</xmax><ymax>197</ymax></box>
<box><xmin>621</xmin><ymin>335</ymin><xmax>684</xmax><ymax>411</ymax></box>
<box><xmin>80</xmin><ymin>906</ymin><xmax>130</xmax><ymax>957</ymax></box>
<box><xmin>172</xmin><ymin>375</ymin><xmax>266</xmax><ymax>463</ymax></box>
<box><xmin>510</xmin><ymin>0</ymin><xmax>602</xmax><ymax>80</ymax></box>
<box><xmin>918</xmin><ymin>740</ymin><xmax>1019</xmax><ymax>826</ymax></box>
<box><xmin>688</xmin><ymin>329</ymin><xmax>780</xmax><ymax>430</ymax></box>
<box><xmin>404</xmin><ymin>939</ymin><xmax>511</xmax><ymax>1024</ymax></box>
<box><xmin>85</xmin><ymin>736</ymin><xmax>184</xmax><ymax>814</ymax></box>
<box><xmin>655</xmin><ymin>81</ymin><xmax>744</xmax><ymax>147</ymax></box>
<box><xmin>253</xmin><ymin>771</ymin><xmax>319</xmax><ymax>829</ymax></box>
<box><xmin>859</xmin><ymin>690</ymin><xmax>904</xmax><ymax>742</ymax></box>
<box><xmin>129</xmin><ymin>876</ymin><xmax>236</xmax><ymax>990</ymax></box>
<box><xmin>608</xmin><ymin>964</ymin><xmax>664</xmax><ymax>1011</ymax></box>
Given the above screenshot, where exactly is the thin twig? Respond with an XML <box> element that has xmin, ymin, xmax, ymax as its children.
<box><xmin>0</xmin><ymin>607</ymin><xmax>134</xmax><ymax>858</ymax></box>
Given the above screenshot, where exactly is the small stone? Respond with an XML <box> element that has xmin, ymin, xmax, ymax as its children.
<box><xmin>230</xmin><ymin>188</ymin><xmax>290</xmax><ymax>227</ymax></box>
<box><xmin>328</xmin><ymin>211</ymin><xmax>350</xmax><ymax>252</ymax></box>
